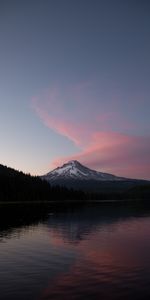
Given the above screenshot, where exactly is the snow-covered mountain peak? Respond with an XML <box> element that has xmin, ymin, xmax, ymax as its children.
<box><xmin>42</xmin><ymin>160</ymin><xmax>126</xmax><ymax>182</ymax></box>
<box><xmin>64</xmin><ymin>160</ymin><xmax>80</xmax><ymax>168</ymax></box>
<box><xmin>67</xmin><ymin>160</ymin><xmax>78</xmax><ymax>164</ymax></box>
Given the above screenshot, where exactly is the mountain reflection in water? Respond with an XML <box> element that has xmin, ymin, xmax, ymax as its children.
<box><xmin>0</xmin><ymin>203</ymin><xmax>150</xmax><ymax>300</ymax></box>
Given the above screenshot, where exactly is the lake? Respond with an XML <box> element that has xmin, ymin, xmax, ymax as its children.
<box><xmin>0</xmin><ymin>202</ymin><xmax>150</xmax><ymax>300</ymax></box>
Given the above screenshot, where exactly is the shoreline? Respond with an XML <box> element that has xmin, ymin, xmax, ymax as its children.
<box><xmin>0</xmin><ymin>199</ymin><xmax>146</xmax><ymax>205</ymax></box>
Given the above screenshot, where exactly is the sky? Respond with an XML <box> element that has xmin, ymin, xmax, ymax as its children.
<box><xmin>0</xmin><ymin>0</ymin><xmax>150</xmax><ymax>179</ymax></box>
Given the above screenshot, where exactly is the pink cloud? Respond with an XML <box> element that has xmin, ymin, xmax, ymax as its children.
<box><xmin>52</xmin><ymin>132</ymin><xmax>150</xmax><ymax>179</ymax></box>
<box><xmin>32</xmin><ymin>85</ymin><xmax>150</xmax><ymax>179</ymax></box>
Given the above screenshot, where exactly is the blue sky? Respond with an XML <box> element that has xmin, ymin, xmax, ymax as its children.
<box><xmin>0</xmin><ymin>0</ymin><xmax>150</xmax><ymax>178</ymax></box>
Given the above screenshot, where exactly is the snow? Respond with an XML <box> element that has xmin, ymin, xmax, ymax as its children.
<box><xmin>44</xmin><ymin>160</ymin><xmax>125</xmax><ymax>181</ymax></box>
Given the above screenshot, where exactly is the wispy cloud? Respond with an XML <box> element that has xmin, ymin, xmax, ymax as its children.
<box><xmin>32</xmin><ymin>84</ymin><xmax>150</xmax><ymax>179</ymax></box>
<box><xmin>52</xmin><ymin>132</ymin><xmax>150</xmax><ymax>179</ymax></box>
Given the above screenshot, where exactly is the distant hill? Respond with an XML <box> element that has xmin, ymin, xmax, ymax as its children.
<box><xmin>0</xmin><ymin>164</ymin><xmax>86</xmax><ymax>202</ymax></box>
<box><xmin>127</xmin><ymin>185</ymin><xmax>150</xmax><ymax>200</ymax></box>
<box><xmin>0</xmin><ymin>164</ymin><xmax>51</xmax><ymax>202</ymax></box>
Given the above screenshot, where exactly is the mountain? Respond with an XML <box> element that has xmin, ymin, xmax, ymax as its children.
<box><xmin>41</xmin><ymin>160</ymin><xmax>149</xmax><ymax>193</ymax></box>
<box><xmin>41</xmin><ymin>160</ymin><xmax>127</xmax><ymax>182</ymax></box>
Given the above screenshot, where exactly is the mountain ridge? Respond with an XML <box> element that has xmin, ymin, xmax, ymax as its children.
<box><xmin>41</xmin><ymin>160</ymin><xmax>129</xmax><ymax>182</ymax></box>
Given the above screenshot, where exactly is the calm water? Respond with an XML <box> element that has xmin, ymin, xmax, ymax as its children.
<box><xmin>1</xmin><ymin>203</ymin><xmax>150</xmax><ymax>300</ymax></box>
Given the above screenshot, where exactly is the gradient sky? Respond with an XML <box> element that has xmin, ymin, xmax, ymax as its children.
<box><xmin>0</xmin><ymin>0</ymin><xmax>150</xmax><ymax>179</ymax></box>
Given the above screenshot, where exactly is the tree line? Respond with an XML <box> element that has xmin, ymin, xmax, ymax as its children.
<box><xmin>0</xmin><ymin>164</ymin><xmax>150</xmax><ymax>202</ymax></box>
